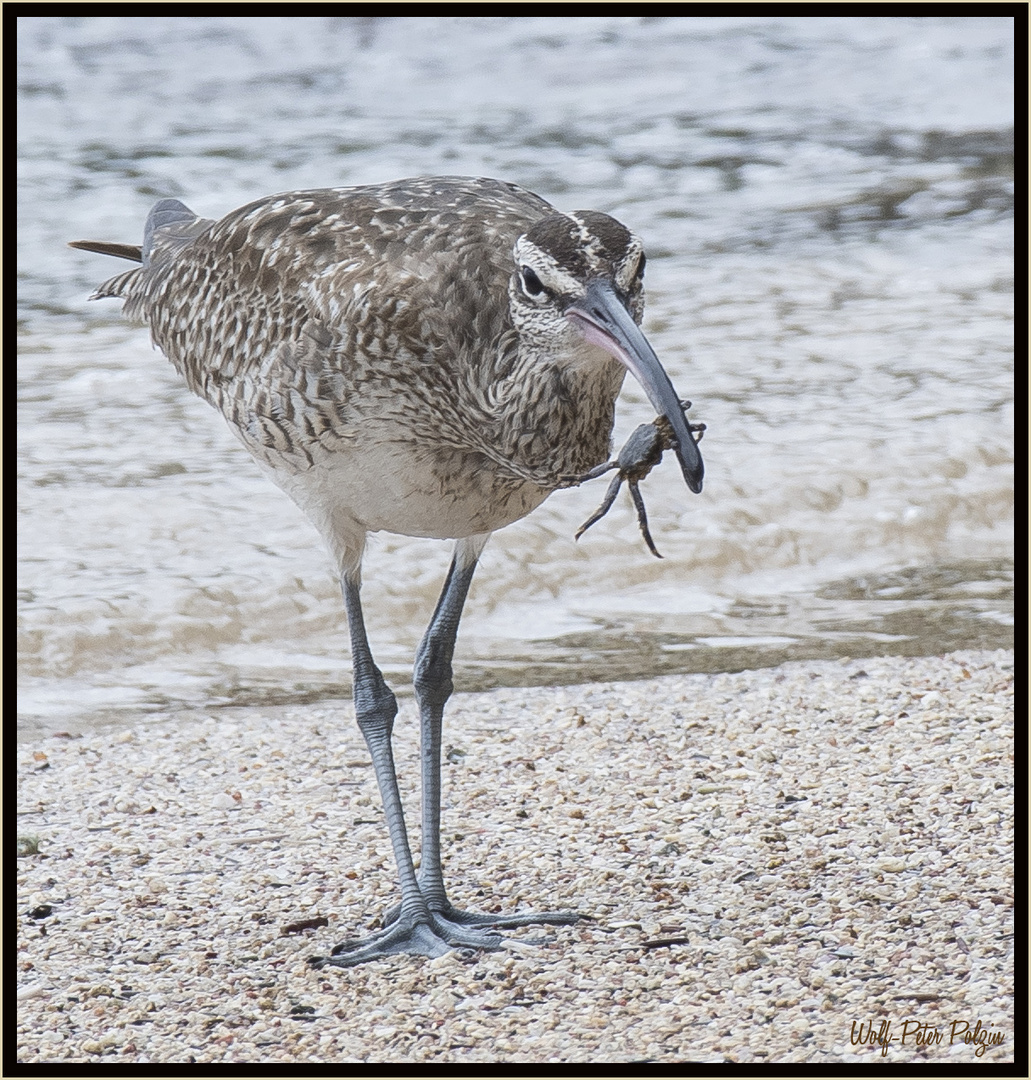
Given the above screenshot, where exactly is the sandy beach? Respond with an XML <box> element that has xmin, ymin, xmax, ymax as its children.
<box><xmin>17</xmin><ymin>649</ymin><xmax>1013</xmax><ymax>1064</ymax></box>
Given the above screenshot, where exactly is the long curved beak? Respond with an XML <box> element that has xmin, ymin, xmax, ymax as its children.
<box><xmin>565</xmin><ymin>279</ymin><xmax>704</xmax><ymax>494</ymax></box>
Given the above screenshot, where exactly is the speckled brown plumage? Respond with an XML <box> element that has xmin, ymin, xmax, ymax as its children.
<box><xmin>77</xmin><ymin>177</ymin><xmax>651</xmax><ymax>570</ymax></box>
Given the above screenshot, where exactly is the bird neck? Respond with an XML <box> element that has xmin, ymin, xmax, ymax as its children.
<box><xmin>485</xmin><ymin>340</ymin><xmax>626</xmax><ymax>488</ymax></box>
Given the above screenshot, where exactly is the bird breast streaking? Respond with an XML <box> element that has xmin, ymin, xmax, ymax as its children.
<box><xmin>71</xmin><ymin>176</ymin><xmax>704</xmax><ymax>966</ymax></box>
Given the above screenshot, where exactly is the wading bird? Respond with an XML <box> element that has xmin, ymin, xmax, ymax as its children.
<box><xmin>71</xmin><ymin>176</ymin><xmax>704</xmax><ymax>966</ymax></box>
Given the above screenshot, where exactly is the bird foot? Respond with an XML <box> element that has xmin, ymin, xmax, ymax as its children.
<box><xmin>311</xmin><ymin>899</ymin><xmax>583</xmax><ymax>968</ymax></box>
<box><xmin>381</xmin><ymin>895</ymin><xmax>582</xmax><ymax>931</ymax></box>
<box><xmin>311</xmin><ymin>905</ymin><xmax>575</xmax><ymax>969</ymax></box>
<box><xmin>566</xmin><ymin>402</ymin><xmax>705</xmax><ymax>558</ymax></box>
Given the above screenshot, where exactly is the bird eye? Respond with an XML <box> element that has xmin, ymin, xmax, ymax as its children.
<box><xmin>520</xmin><ymin>266</ymin><xmax>546</xmax><ymax>298</ymax></box>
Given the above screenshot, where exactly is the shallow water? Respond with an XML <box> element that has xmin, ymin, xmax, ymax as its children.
<box><xmin>18</xmin><ymin>16</ymin><xmax>1013</xmax><ymax>738</ymax></box>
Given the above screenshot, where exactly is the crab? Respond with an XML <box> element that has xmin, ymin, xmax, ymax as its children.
<box><xmin>568</xmin><ymin>401</ymin><xmax>705</xmax><ymax>558</ymax></box>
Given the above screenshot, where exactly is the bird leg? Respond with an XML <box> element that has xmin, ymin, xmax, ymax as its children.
<box><xmin>315</xmin><ymin>546</ymin><xmax>578</xmax><ymax>969</ymax></box>
<box><xmin>411</xmin><ymin>536</ymin><xmax>483</xmax><ymax>914</ymax></box>
<box><xmin>569</xmin><ymin>401</ymin><xmax>705</xmax><ymax>559</ymax></box>
<box><xmin>376</xmin><ymin>535</ymin><xmax>580</xmax><ymax>939</ymax></box>
<box><xmin>410</xmin><ymin>535</ymin><xmax>580</xmax><ymax>932</ymax></box>
<box><xmin>315</xmin><ymin>572</ymin><xmax>516</xmax><ymax>967</ymax></box>
<box><xmin>313</xmin><ymin>572</ymin><xmax>458</xmax><ymax>967</ymax></box>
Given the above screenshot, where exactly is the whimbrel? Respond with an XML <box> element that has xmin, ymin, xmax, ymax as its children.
<box><xmin>71</xmin><ymin>176</ymin><xmax>705</xmax><ymax>966</ymax></box>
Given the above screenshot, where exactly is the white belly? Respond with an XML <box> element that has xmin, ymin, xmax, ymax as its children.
<box><xmin>265</xmin><ymin>437</ymin><xmax>549</xmax><ymax>573</ymax></box>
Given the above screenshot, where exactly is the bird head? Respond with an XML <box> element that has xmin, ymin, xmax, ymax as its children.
<box><xmin>509</xmin><ymin>211</ymin><xmax>703</xmax><ymax>494</ymax></box>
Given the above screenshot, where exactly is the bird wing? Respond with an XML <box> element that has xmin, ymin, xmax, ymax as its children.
<box><xmin>79</xmin><ymin>181</ymin><xmax>552</xmax><ymax>471</ymax></box>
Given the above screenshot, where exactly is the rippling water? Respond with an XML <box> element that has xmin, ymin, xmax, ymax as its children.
<box><xmin>18</xmin><ymin>16</ymin><xmax>1014</xmax><ymax>738</ymax></box>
